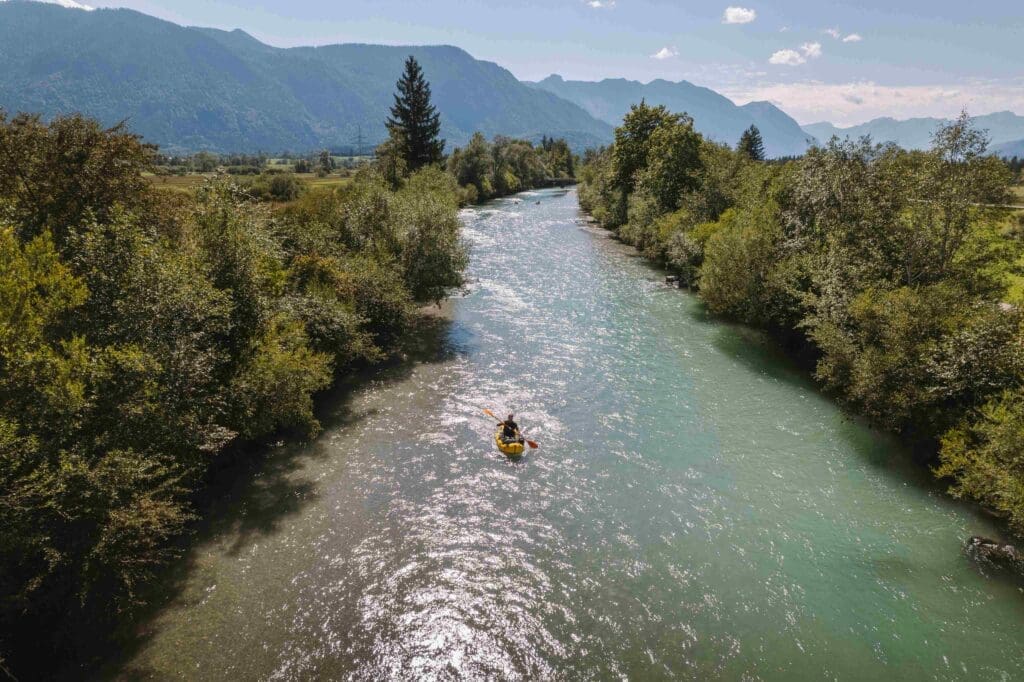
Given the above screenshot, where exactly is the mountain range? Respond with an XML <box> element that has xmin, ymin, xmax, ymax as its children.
<box><xmin>0</xmin><ymin>1</ymin><xmax>815</xmax><ymax>157</ymax></box>
<box><xmin>0</xmin><ymin>1</ymin><xmax>612</xmax><ymax>153</ymax></box>
<box><xmin>802</xmin><ymin>112</ymin><xmax>1024</xmax><ymax>156</ymax></box>
<box><xmin>528</xmin><ymin>75</ymin><xmax>815</xmax><ymax>158</ymax></box>
<box><xmin>1</xmin><ymin>1</ymin><xmax>1021</xmax><ymax>159</ymax></box>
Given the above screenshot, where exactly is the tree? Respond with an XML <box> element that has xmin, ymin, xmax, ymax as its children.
<box><xmin>318</xmin><ymin>150</ymin><xmax>335</xmax><ymax>176</ymax></box>
<box><xmin>611</xmin><ymin>101</ymin><xmax>676</xmax><ymax>194</ymax></box>
<box><xmin>699</xmin><ymin>203</ymin><xmax>781</xmax><ymax>323</ymax></box>
<box><xmin>636</xmin><ymin>116</ymin><xmax>703</xmax><ymax>212</ymax></box>
<box><xmin>386</xmin><ymin>56</ymin><xmax>445</xmax><ymax>172</ymax></box>
<box><xmin>449</xmin><ymin>132</ymin><xmax>494</xmax><ymax>197</ymax></box>
<box><xmin>0</xmin><ymin>112</ymin><xmax>154</xmax><ymax>247</ymax></box>
<box><xmin>737</xmin><ymin>125</ymin><xmax>765</xmax><ymax>161</ymax></box>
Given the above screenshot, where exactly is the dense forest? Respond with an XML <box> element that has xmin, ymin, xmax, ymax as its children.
<box><xmin>579</xmin><ymin>104</ymin><xmax>1024</xmax><ymax>534</ymax></box>
<box><xmin>0</xmin><ymin>109</ymin><xmax>468</xmax><ymax>674</ymax></box>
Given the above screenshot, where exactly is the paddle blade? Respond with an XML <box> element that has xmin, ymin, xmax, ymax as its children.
<box><xmin>483</xmin><ymin>409</ymin><xmax>497</xmax><ymax>420</ymax></box>
<box><xmin>526</xmin><ymin>440</ymin><xmax>539</xmax><ymax>449</ymax></box>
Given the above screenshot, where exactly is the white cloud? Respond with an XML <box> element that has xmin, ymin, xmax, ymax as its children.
<box><xmin>801</xmin><ymin>42</ymin><xmax>822</xmax><ymax>58</ymax></box>
<box><xmin>769</xmin><ymin>49</ymin><xmax>805</xmax><ymax>66</ymax></box>
<box><xmin>0</xmin><ymin>0</ymin><xmax>95</xmax><ymax>9</ymax></box>
<box><xmin>724</xmin><ymin>78</ymin><xmax>1024</xmax><ymax>127</ymax></box>
<box><xmin>825</xmin><ymin>28</ymin><xmax>863</xmax><ymax>42</ymax></box>
<box><xmin>651</xmin><ymin>46</ymin><xmax>679</xmax><ymax>60</ymax></box>
<box><xmin>723</xmin><ymin>6</ymin><xmax>756</xmax><ymax>24</ymax></box>
<box><xmin>586</xmin><ymin>0</ymin><xmax>615</xmax><ymax>7</ymax></box>
<box><xmin>769</xmin><ymin>42</ymin><xmax>822</xmax><ymax>66</ymax></box>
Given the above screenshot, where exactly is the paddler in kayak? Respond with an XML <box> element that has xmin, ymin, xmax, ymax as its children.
<box><xmin>483</xmin><ymin>408</ymin><xmax>538</xmax><ymax>451</ymax></box>
<box><xmin>498</xmin><ymin>413</ymin><xmax>525</xmax><ymax>446</ymax></box>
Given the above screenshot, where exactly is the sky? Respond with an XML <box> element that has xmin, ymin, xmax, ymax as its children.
<box><xmin>22</xmin><ymin>0</ymin><xmax>1024</xmax><ymax>126</ymax></box>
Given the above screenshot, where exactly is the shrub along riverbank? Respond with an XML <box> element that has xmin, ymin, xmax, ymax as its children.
<box><xmin>579</xmin><ymin>104</ymin><xmax>1024</xmax><ymax>536</ymax></box>
<box><xmin>0</xmin><ymin>112</ymin><xmax>467</xmax><ymax>674</ymax></box>
<box><xmin>446</xmin><ymin>134</ymin><xmax>575</xmax><ymax>204</ymax></box>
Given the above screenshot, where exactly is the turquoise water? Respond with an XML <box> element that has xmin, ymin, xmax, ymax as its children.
<box><xmin>110</xmin><ymin>189</ymin><xmax>1024</xmax><ymax>680</ymax></box>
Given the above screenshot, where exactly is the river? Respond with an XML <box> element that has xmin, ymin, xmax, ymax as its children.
<box><xmin>108</xmin><ymin>189</ymin><xmax>1024</xmax><ymax>681</ymax></box>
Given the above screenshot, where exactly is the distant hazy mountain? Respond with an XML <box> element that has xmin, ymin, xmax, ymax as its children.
<box><xmin>0</xmin><ymin>1</ymin><xmax>613</xmax><ymax>153</ymax></box>
<box><xmin>993</xmin><ymin>139</ymin><xmax>1024</xmax><ymax>158</ymax></box>
<box><xmin>803</xmin><ymin>112</ymin><xmax>1024</xmax><ymax>152</ymax></box>
<box><xmin>527</xmin><ymin>74</ymin><xmax>815</xmax><ymax>158</ymax></box>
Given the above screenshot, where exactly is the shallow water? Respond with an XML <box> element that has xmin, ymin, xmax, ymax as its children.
<box><xmin>112</xmin><ymin>189</ymin><xmax>1024</xmax><ymax>681</ymax></box>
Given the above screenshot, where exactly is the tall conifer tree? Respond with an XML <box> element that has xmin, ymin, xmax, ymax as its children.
<box><xmin>386</xmin><ymin>56</ymin><xmax>445</xmax><ymax>171</ymax></box>
<box><xmin>737</xmin><ymin>125</ymin><xmax>766</xmax><ymax>161</ymax></box>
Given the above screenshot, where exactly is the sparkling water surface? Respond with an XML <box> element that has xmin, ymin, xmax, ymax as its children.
<box><xmin>112</xmin><ymin>189</ymin><xmax>1024</xmax><ymax>681</ymax></box>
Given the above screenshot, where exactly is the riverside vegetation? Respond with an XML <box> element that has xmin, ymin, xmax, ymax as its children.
<box><xmin>0</xmin><ymin>108</ymin><xmax>467</xmax><ymax>673</ymax></box>
<box><xmin>579</xmin><ymin>103</ymin><xmax>1024</xmax><ymax>536</ymax></box>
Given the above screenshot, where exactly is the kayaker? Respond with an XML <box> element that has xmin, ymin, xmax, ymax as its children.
<box><xmin>499</xmin><ymin>414</ymin><xmax>523</xmax><ymax>443</ymax></box>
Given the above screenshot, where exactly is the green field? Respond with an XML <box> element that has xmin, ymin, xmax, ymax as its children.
<box><xmin>146</xmin><ymin>172</ymin><xmax>352</xmax><ymax>197</ymax></box>
<box><xmin>1011</xmin><ymin>184</ymin><xmax>1024</xmax><ymax>206</ymax></box>
<box><xmin>1003</xmin><ymin>184</ymin><xmax>1024</xmax><ymax>302</ymax></box>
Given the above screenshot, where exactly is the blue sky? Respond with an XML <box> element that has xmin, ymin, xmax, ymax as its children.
<box><xmin>28</xmin><ymin>0</ymin><xmax>1024</xmax><ymax>125</ymax></box>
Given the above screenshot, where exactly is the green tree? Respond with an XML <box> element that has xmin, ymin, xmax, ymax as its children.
<box><xmin>699</xmin><ymin>203</ymin><xmax>782</xmax><ymax>322</ymax></box>
<box><xmin>0</xmin><ymin>112</ymin><xmax>154</xmax><ymax>247</ymax></box>
<box><xmin>318</xmin><ymin>149</ymin><xmax>335</xmax><ymax>176</ymax></box>
<box><xmin>386</xmin><ymin>56</ymin><xmax>445</xmax><ymax>172</ymax></box>
<box><xmin>611</xmin><ymin>101</ymin><xmax>676</xmax><ymax>194</ymax></box>
<box><xmin>395</xmin><ymin>168</ymin><xmax>469</xmax><ymax>303</ymax></box>
<box><xmin>938</xmin><ymin>386</ymin><xmax>1024</xmax><ymax>534</ymax></box>
<box><xmin>636</xmin><ymin>116</ymin><xmax>703</xmax><ymax>212</ymax></box>
<box><xmin>737</xmin><ymin>125</ymin><xmax>765</xmax><ymax>161</ymax></box>
<box><xmin>449</xmin><ymin>132</ymin><xmax>494</xmax><ymax>198</ymax></box>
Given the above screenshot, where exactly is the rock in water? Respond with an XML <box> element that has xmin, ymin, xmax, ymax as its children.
<box><xmin>966</xmin><ymin>536</ymin><xmax>1024</xmax><ymax>569</ymax></box>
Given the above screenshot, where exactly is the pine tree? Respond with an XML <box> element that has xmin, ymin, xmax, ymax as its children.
<box><xmin>737</xmin><ymin>125</ymin><xmax>765</xmax><ymax>161</ymax></box>
<box><xmin>386</xmin><ymin>56</ymin><xmax>445</xmax><ymax>171</ymax></box>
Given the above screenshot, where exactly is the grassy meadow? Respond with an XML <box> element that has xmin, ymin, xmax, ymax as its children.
<box><xmin>146</xmin><ymin>172</ymin><xmax>353</xmax><ymax>198</ymax></box>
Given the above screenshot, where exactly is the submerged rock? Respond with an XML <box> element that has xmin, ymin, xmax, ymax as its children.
<box><xmin>966</xmin><ymin>536</ymin><xmax>1024</xmax><ymax>569</ymax></box>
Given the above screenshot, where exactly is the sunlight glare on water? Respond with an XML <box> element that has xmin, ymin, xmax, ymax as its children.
<box><xmin>114</xmin><ymin>189</ymin><xmax>1024</xmax><ymax>681</ymax></box>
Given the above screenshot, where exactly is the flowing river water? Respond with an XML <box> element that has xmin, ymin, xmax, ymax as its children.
<box><xmin>110</xmin><ymin>189</ymin><xmax>1024</xmax><ymax>680</ymax></box>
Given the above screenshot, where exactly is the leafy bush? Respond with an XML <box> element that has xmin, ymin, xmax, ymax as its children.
<box><xmin>0</xmin><ymin>114</ymin><xmax>467</xmax><ymax>675</ymax></box>
<box><xmin>579</xmin><ymin>109</ymin><xmax>1024</xmax><ymax>532</ymax></box>
<box><xmin>240</xmin><ymin>172</ymin><xmax>305</xmax><ymax>202</ymax></box>
<box><xmin>446</xmin><ymin>133</ymin><xmax>576</xmax><ymax>203</ymax></box>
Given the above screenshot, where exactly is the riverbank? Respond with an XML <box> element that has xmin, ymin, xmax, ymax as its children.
<box><xmin>59</xmin><ymin>308</ymin><xmax>458</xmax><ymax>680</ymax></box>
<box><xmin>0</xmin><ymin>114</ymin><xmax>469</xmax><ymax>679</ymax></box>
<box><xmin>578</xmin><ymin>107</ymin><xmax>1024</xmax><ymax>540</ymax></box>
<box><xmin>449</xmin><ymin>134</ymin><xmax>575</xmax><ymax>205</ymax></box>
<box><xmin>578</xmin><ymin>202</ymin><xmax>1024</xmax><ymax>542</ymax></box>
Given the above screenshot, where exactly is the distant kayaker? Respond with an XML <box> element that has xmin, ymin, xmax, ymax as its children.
<box><xmin>499</xmin><ymin>414</ymin><xmax>523</xmax><ymax>443</ymax></box>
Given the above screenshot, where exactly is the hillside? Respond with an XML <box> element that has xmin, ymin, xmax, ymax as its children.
<box><xmin>528</xmin><ymin>74</ymin><xmax>815</xmax><ymax>158</ymax></box>
<box><xmin>0</xmin><ymin>2</ymin><xmax>613</xmax><ymax>153</ymax></box>
<box><xmin>994</xmin><ymin>138</ymin><xmax>1024</xmax><ymax>158</ymax></box>
<box><xmin>803</xmin><ymin>112</ymin><xmax>1024</xmax><ymax>151</ymax></box>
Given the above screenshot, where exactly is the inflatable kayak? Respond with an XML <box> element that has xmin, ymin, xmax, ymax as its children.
<box><xmin>495</xmin><ymin>430</ymin><xmax>525</xmax><ymax>456</ymax></box>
